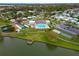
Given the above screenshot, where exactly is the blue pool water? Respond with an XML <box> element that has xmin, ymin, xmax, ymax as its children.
<box><xmin>36</xmin><ymin>24</ymin><xmax>46</xmax><ymax>29</ymax></box>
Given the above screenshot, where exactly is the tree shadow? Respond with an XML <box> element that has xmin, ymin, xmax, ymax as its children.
<box><xmin>0</xmin><ymin>37</ymin><xmax>4</xmax><ymax>43</ymax></box>
<box><xmin>46</xmin><ymin>43</ymin><xmax>57</xmax><ymax>51</ymax></box>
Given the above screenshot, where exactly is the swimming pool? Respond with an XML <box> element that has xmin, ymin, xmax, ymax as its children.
<box><xmin>36</xmin><ymin>24</ymin><xmax>46</xmax><ymax>29</ymax></box>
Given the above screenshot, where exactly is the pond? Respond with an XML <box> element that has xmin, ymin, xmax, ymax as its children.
<box><xmin>0</xmin><ymin>37</ymin><xmax>79</xmax><ymax>56</ymax></box>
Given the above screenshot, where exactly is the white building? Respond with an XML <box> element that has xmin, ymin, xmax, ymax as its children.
<box><xmin>46</xmin><ymin>20</ymin><xmax>50</xmax><ymax>24</ymax></box>
<box><xmin>29</xmin><ymin>20</ymin><xmax>35</xmax><ymax>25</ymax></box>
<box><xmin>52</xmin><ymin>29</ymin><xmax>61</xmax><ymax>34</ymax></box>
<box><xmin>10</xmin><ymin>19</ymin><xmax>16</xmax><ymax>22</ymax></box>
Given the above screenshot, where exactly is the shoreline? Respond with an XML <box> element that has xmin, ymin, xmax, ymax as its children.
<box><xmin>1</xmin><ymin>35</ymin><xmax>79</xmax><ymax>51</ymax></box>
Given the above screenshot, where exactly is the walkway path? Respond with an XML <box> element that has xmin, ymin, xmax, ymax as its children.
<box><xmin>59</xmin><ymin>37</ymin><xmax>79</xmax><ymax>46</ymax></box>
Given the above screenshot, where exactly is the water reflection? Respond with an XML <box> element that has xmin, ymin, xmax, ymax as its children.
<box><xmin>0</xmin><ymin>37</ymin><xmax>3</xmax><ymax>43</ymax></box>
<box><xmin>0</xmin><ymin>37</ymin><xmax>79</xmax><ymax>56</ymax></box>
<box><xmin>46</xmin><ymin>43</ymin><xmax>57</xmax><ymax>51</ymax></box>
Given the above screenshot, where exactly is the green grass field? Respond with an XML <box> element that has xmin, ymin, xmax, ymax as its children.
<box><xmin>1</xmin><ymin>28</ymin><xmax>79</xmax><ymax>51</ymax></box>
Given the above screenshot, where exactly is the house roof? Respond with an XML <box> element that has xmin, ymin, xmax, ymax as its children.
<box><xmin>36</xmin><ymin>20</ymin><xmax>46</xmax><ymax>24</ymax></box>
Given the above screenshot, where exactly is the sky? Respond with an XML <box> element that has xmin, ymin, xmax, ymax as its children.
<box><xmin>0</xmin><ymin>0</ymin><xmax>79</xmax><ymax>3</ymax></box>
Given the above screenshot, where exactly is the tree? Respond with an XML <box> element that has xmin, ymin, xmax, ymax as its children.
<box><xmin>48</xmin><ymin>31</ymin><xmax>59</xmax><ymax>41</ymax></box>
<box><xmin>7</xmin><ymin>25</ymin><xmax>14</xmax><ymax>32</ymax></box>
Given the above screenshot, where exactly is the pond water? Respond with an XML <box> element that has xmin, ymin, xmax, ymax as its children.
<box><xmin>0</xmin><ymin>37</ymin><xmax>79</xmax><ymax>56</ymax></box>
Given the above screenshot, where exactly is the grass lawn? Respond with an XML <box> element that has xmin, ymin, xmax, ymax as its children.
<box><xmin>0</xmin><ymin>19</ymin><xmax>11</xmax><ymax>26</ymax></box>
<box><xmin>43</xmin><ymin>39</ymin><xmax>79</xmax><ymax>51</ymax></box>
<box><xmin>2</xmin><ymin>28</ymin><xmax>79</xmax><ymax>51</ymax></box>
